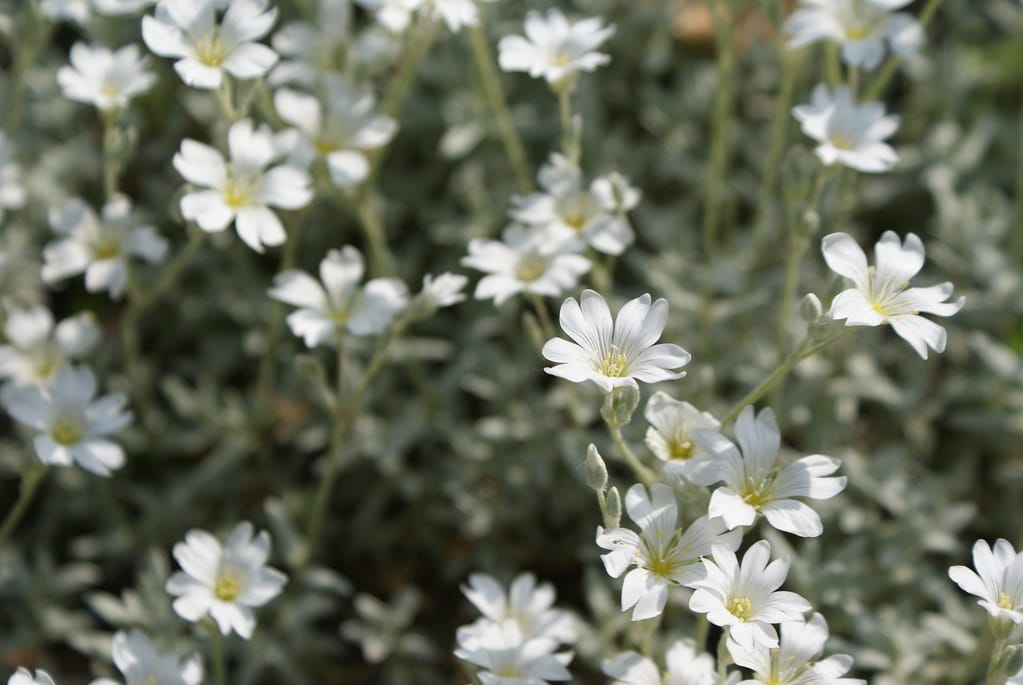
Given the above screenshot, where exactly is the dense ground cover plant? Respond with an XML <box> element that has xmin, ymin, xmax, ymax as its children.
<box><xmin>0</xmin><ymin>0</ymin><xmax>1022</xmax><ymax>683</ymax></box>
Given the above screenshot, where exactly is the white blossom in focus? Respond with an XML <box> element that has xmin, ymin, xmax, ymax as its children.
<box><xmin>454</xmin><ymin>619</ymin><xmax>572</xmax><ymax>685</ymax></box>
<box><xmin>498</xmin><ymin>8</ymin><xmax>615</xmax><ymax>88</ymax></box>
<box><xmin>4</xmin><ymin>364</ymin><xmax>132</xmax><ymax>476</ymax></box>
<box><xmin>785</xmin><ymin>0</ymin><xmax>923</xmax><ymax>70</ymax></box>
<box><xmin>459</xmin><ymin>573</ymin><xmax>576</xmax><ymax>647</ymax></box>
<box><xmin>268</xmin><ymin>246</ymin><xmax>409</xmax><ymax>347</ymax></box>
<box><xmin>793</xmin><ymin>85</ymin><xmax>899</xmax><ymax>173</ymax></box>
<box><xmin>542</xmin><ymin>290</ymin><xmax>690</xmax><ymax>393</ymax></box>
<box><xmin>89</xmin><ymin>629</ymin><xmax>203</xmax><ymax>685</ymax></box>
<box><xmin>596</xmin><ymin>483</ymin><xmax>740</xmax><ymax>621</ymax></box>
<box><xmin>174</xmin><ymin>119</ymin><xmax>312</xmax><ymax>252</ymax></box>
<box><xmin>821</xmin><ymin>231</ymin><xmax>964</xmax><ymax>358</ymax></box>
<box><xmin>7</xmin><ymin>669</ymin><xmax>55</xmax><ymax>685</ymax></box>
<box><xmin>603</xmin><ymin>639</ymin><xmax>717</xmax><ymax>685</ymax></box>
<box><xmin>42</xmin><ymin>196</ymin><xmax>168</xmax><ymax>299</ymax></box>
<box><xmin>165</xmin><ymin>521</ymin><xmax>288</xmax><ymax>639</ymax></box>
<box><xmin>643</xmin><ymin>391</ymin><xmax>720</xmax><ymax>481</ymax></box>
<box><xmin>0</xmin><ymin>306</ymin><xmax>99</xmax><ymax>389</ymax></box>
<box><xmin>949</xmin><ymin>538</ymin><xmax>1023</xmax><ymax>623</ymax></box>
<box><xmin>142</xmin><ymin>0</ymin><xmax>278</xmax><ymax>89</ymax></box>
<box><xmin>57</xmin><ymin>43</ymin><xmax>156</xmax><ymax>111</ymax></box>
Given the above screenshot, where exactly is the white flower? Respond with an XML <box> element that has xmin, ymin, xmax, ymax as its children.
<box><xmin>0</xmin><ymin>306</ymin><xmax>99</xmax><ymax>388</ymax></box>
<box><xmin>596</xmin><ymin>483</ymin><xmax>741</xmax><ymax>621</ymax></box>
<box><xmin>268</xmin><ymin>0</ymin><xmax>351</xmax><ymax>86</ymax></box>
<box><xmin>42</xmin><ymin>196</ymin><xmax>168</xmax><ymax>299</ymax></box>
<box><xmin>268</xmin><ymin>246</ymin><xmax>409</xmax><ymax>347</ymax></box>
<box><xmin>785</xmin><ymin>0</ymin><xmax>923</xmax><ymax>70</ymax></box>
<box><xmin>793</xmin><ymin>85</ymin><xmax>899</xmax><ymax>173</ymax></box>
<box><xmin>274</xmin><ymin>78</ymin><xmax>397</xmax><ymax>188</ymax></box>
<box><xmin>57</xmin><ymin>43</ymin><xmax>156</xmax><ymax>112</ymax></box>
<box><xmin>354</xmin><ymin>0</ymin><xmax>418</xmax><ymax>33</ymax></box>
<box><xmin>727</xmin><ymin>613</ymin><xmax>866</xmax><ymax>685</ymax></box>
<box><xmin>821</xmin><ymin>231</ymin><xmax>964</xmax><ymax>359</ymax></box>
<box><xmin>686</xmin><ymin>540</ymin><xmax>812</xmax><ymax>651</ymax></box>
<box><xmin>40</xmin><ymin>0</ymin><xmax>90</xmax><ymax>23</ymax></box>
<box><xmin>4</xmin><ymin>365</ymin><xmax>132</xmax><ymax>477</ymax></box>
<box><xmin>643</xmin><ymin>392</ymin><xmax>720</xmax><ymax>481</ymax></box>
<box><xmin>419</xmin><ymin>272</ymin><xmax>468</xmax><ymax>309</ymax></box>
<box><xmin>89</xmin><ymin>629</ymin><xmax>203</xmax><ymax>685</ymax></box>
<box><xmin>142</xmin><ymin>0</ymin><xmax>278</xmax><ymax>89</ymax></box>
<box><xmin>498</xmin><ymin>9</ymin><xmax>615</xmax><ymax>87</ymax></box>
<box><xmin>459</xmin><ymin>573</ymin><xmax>576</xmax><ymax>646</ymax></box>
<box><xmin>592</xmin><ymin>171</ymin><xmax>642</xmax><ymax>215</ymax></box>
<box><xmin>685</xmin><ymin>406</ymin><xmax>847</xmax><ymax>538</ymax></box>
<box><xmin>603</xmin><ymin>639</ymin><xmax>717</xmax><ymax>685</ymax></box>
<box><xmin>455</xmin><ymin>619</ymin><xmax>572</xmax><ymax>685</ymax></box>
<box><xmin>461</xmin><ymin>225</ymin><xmax>591</xmax><ymax>305</ymax></box>
<box><xmin>542</xmin><ymin>290</ymin><xmax>690</xmax><ymax>393</ymax></box>
<box><xmin>165</xmin><ymin>521</ymin><xmax>287</xmax><ymax>639</ymax></box>
<box><xmin>7</xmin><ymin>669</ymin><xmax>55</xmax><ymax>685</ymax></box>
<box><xmin>174</xmin><ymin>118</ymin><xmax>312</xmax><ymax>253</ymax></box>
<box><xmin>949</xmin><ymin>538</ymin><xmax>1023</xmax><ymax>623</ymax></box>
<box><xmin>0</xmin><ymin>132</ymin><xmax>27</xmax><ymax>223</ymax></box>
<box><xmin>511</xmin><ymin>154</ymin><xmax>636</xmax><ymax>256</ymax></box>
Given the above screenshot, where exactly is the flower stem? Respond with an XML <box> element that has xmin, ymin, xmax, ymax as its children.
<box><xmin>467</xmin><ymin>23</ymin><xmax>532</xmax><ymax>194</ymax></box>
<box><xmin>862</xmin><ymin>0</ymin><xmax>945</xmax><ymax>101</ymax></box>
<box><xmin>528</xmin><ymin>293</ymin><xmax>554</xmax><ymax>340</ymax></box>
<box><xmin>210</xmin><ymin>623</ymin><xmax>226</xmax><ymax>685</ymax></box>
<box><xmin>558</xmin><ymin>88</ymin><xmax>578</xmax><ymax>164</ymax></box>
<box><xmin>1014</xmin><ymin>94</ymin><xmax>1023</xmax><ymax>262</ymax></box>
<box><xmin>101</xmin><ymin>110</ymin><xmax>123</xmax><ymax>200</ymax></box>
<box><xmin>607</xmin><ymin>423</ymin><xmax>655</xmax><ymax>486</ymax></box>
<box><xmin>702</xmin><ymin>0</ymin><xmax>736</xmax><ymax>268</ymax></box>
<box><xmin>353</xmin><ymin>195</ymin><xmax>397</xmax><ymax>278</ymax></box>
<box><xmin>694</xmin><ymin>615</ymin><xmax>710</xmax><ymax>652</ymax></box>
<box><xmin>0</xmin><ymin>466</ymin><xmax>47</xmax><ymax>549</ymax></box>
<box><xmin>985</xmin><ymin>638</ymin><xmax>1006</xmax><ymax>685</ymax></box>
<box><xmin>717</xmin><ymin>627</ymin><xmax>731</xmax><ymax>683</ymax></box>
<box><xmin>134</xmin><ymin>228</ymin><xmax>206</xmax><ymax>310</ymax></box>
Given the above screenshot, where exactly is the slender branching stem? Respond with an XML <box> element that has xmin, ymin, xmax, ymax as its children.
<box><xmin>0</xmin><ymin>466</ymin><xmax>48</xmax><ymax>549</ymax></box>
<box><xmin>862</xmin><ymin>0</ymin><xmax>945</xmax><ymax>101</ymax></box>
<box><xmin>607</xmin><ymin>422</ymin><xmax>655</xmax><ymax>486</ymax></box>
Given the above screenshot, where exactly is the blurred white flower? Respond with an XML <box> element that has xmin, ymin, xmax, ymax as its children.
<box><xmin>174</xmin><ymin>119</ymin><xmax>312</xmax><ymax>252</ymax></box>
<box><xmin>268</xmin><ymin>0</ymin><xmax>351</xmax><ymax>86</ymax></box>
<box><xmin>596</xmin><ymin>483</ymin><xmax>740</xmax><ymax>621</ymax></box>
<box><xmin>793</xmin><ymin>85</ymin><xmax>899</xmax><ymax>173</ymax></box>
<box><xmin>785</xmin><ymin>0</ymin><xmax>923</xmax><ymax>70</ymax></box>
<box><xmin>275</xmin><ymin>78</ymin><xmax>397</xmax><ymax>188</ymax></box>
<box><xmin>43</xmin><ymin>195</ymin><xmax>168</xmax><ymax>299</ymax></box>
<box><xmin>461</xmin><ymin>225</ymin><xmax>590</xmax><ymax>305</ymax></box>
<box><xmin>4</xmin><ymin>364</ymin><xmax>132</xmax><ymax>477</ymax></box>
<box><xmin>0</xmin><ymin>132</ymin><xmax>27</xmax><ymax>223</ymax></box>
<box><xmin>7</xmin><ymin>669</ymin><xmax>55</xmax><ymax>685</ymax></box>
<box><xmin>142</xmin><ymin>0</ymin><xmax>278</xmax><ymax>89</ymax></box>
<box><xmin>685</xmin><ymin>406</ymin><xmax>847</xmax><ymax>538</ymax></box>
<box><xmin>166</xmin><ymin>521</ymin><xmax>287</xmax><ymax>639</ymax></box>
<box><xmin>821</xmin><ymin>231</ymin><xmax>964</xmax><ymax>359</ymax></box>
<box><xmin>542</xmin><ymin>290</ymin><xmax>690</xmax><ymax>393</ymax></box>
<box><xmin>643</xmin><ymin>392</ymin><xmax>720</xmax><ymax>481</ymax></box>
<box><xmin>354</xmin><ymin>0</ymin><xmax>417</xmax><ymax>33</ymax></box>
<box><xmin>949</xmin><ymin>538</ymin><xmax>1023</xmax><ymax>623</ymax></box>
<box><xmin>686</xmin><ymin>541</ymin><xmax>812</xmax><ymax>651</ymax></box>
<box><xmin>89</xmin><ymin>629</ymin><xmax>203</xmax><ymax>685</ymax></box>
<box><xmin>40</xmin><ymin>0</ymin><xmax>89</xmax><ymax>23</ymax></box>
<box><xmin>459</xmin><ymin>573</ymin><xmax>576</xmax><ymax>646</ymax></box>
<box><xmin>727</xmin><ymin>612</ymin><xmax>865</xmax><ymax>685</ymax></box>
<box><xmin>268</xmin><ymin>246</ymin><xmax>409</xmax><ymax>347</ymax></box>
<box><xmin>455</xmin><ymin>619</ymin><xmax>572</xmax><ymax>685</ymax></box>
<box><xmin>417</xmin><ymin>272</ymin><xmax>468</xmax><ymax>310</ymax></box>
<box><xmin>57</xmin><ymin>43</ymin><xmax>156</xmax><ymax>112</ymax></box>
<box><xmin>603</xmin><ymin>639</ymin><xmax>717</xmax><ymax>685</ymax></box>
<box><xmin>0</xmin><ymin>306</ymin><xmax>98</xmax><ymax>389</ymax></box>
<box><xmin>511</xmin><ymin>154</ymin><xmax>636</xmax><ymax>256</ymax></box>
<box><xmin>498</xmin><ymin>8</ymin><xmax>614</xmax><ymax>88</ymax></box>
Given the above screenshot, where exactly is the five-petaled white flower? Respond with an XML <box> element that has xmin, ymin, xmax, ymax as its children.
<box><xmin>685</xmin><ymin>406</ymin><xmax>847</xmax><ymax>538</ymax></box>
<box><xmin>0</xmin><ymin>306</ymin><xmax>99</xmax><ymax>389</ymax></box>
<box><xmin>793</xmin><ymin>85</ymin><xmax>899</xmax><ymax>173</ymax></box>
<box><xmin>785</xmin><ymin>0</ymin><xmax>923</xmax><ymax>70</ymax></box>
<box><xmin>949</xmin><ymin>538</ymin><xmax>1023</xmax><ymax>624</ymax></box>
<box><xmin>511</xmin><ymin>154</ymin><xmax>636</xmax><ymax>256</ymax></box>
<box><xmin>821</xmin><ymin>231</ymin><xmax>964</xmax><ymax>359</ymax></box>
<box><xmin>727</xmin><ymin>612</ymin><xmax>866</xmax><ymax>685</ymax></box>
<box><xmin>459</xmin><ymin>573</ymin><xmax>576</xmax><ymax>647</ymax></box>
<box><xmin>542</xmin><ymin>290</ymin><xmax>691</xmax><ymax>393</ymax></box>
<box><xmin>89</xmin><ymin>629</ymin><xmax>203</xmax><ymax>685</ymax></box>
<box><xmin>686</xmin><ymin>540</ymin><xmax>812</xmax><ymax>651</ymax></box>
<box><xmin>268</xmin><ymin>246</ymin><xmax>409</xmax><ymax>347</ymax></box>
<box><xmin>462</xmin><ymin>225</ymin><xmax>591</xmax><ymax>305</ymax></box>
<box><xmin>7</xmin><ymin>669</ymin><xmax>55</xmax><ymax>685</ymax></box>
<box><xmin>275</xmin><ymin>78</ymin><xmax>397</xmax><ymax>188</ymax></box>
<box><xmin>596</xmin><ymin>483</ymin><xmax>740</xmax><ymax>621</ymax></box>
<box><xmin>498</xmin><ymin>8</ymin><xmax>615</xmax><ymax>88</ymax></box>
<box><xmin>0</xmin><ymin>132</ymin><xmax>27</xmax><ymax>223</ymax></box>
<box><xmin>603</xmin><ymin>639</ymin><xmax>717</xmax><ymax>685</ymax></box>
<box><xmin>57</xmin><ymin>43</ymin><xmax>156</xmax><ymax>112</ymax></box>
<box><xmin>166</xmin><ymin>521</ymin><xmax>287</xmax><ymax>639</ymax></box>
<box><xmin>643</xmin><ymin>391</ymin><xmax>720</xmax><ymax>481</ymax></box>
<box><xmin>43</xmin><ymin>195</ymin><xmax>168</xmax><ymax>299</ymax></box>
<box><xmin>174</xmin><ymin>118</ymin><xmax>312</xmax><ymax>252</ymax></box>
<box><xmin>142</xmin><ymin>0</ymin><xmax>279</xmax><ymax>89</ymax></box>
<box><xmin>454</xmin><ymin>619</ymin><xmax>572</xmax><ymax>685</ymax></box>
<box><xmin>5</xmin><ymin>365</ymin><xmax>132</xmax><ymax>477</ymax></box>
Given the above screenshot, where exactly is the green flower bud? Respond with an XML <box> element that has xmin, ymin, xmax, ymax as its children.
<box><xmin>601</xmin><ymin>383</ymin><xmax>640</xmax><ymax>428</ymax></box>
<box><xmin>585</xmin><ymin>443</ymin><xmax>608</xmax><ymax>492</ymax></box>
<box><xmin>604</xmin><ymin>486</ymin><xmax>622</xmax><ymax>529</ymax></box>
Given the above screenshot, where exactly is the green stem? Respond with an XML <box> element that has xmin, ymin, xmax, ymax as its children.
<box><xmin>985</xmin><ymin>638</ymin><xmax>1006</xmax><ymax>685</ymax></box>
<box><xmin>694</xmin><ymin>616</ymin><xmax>710</xmax><ymax>652</ymax></box>
<box><xmin>210</xmin><ymin>624</ymin><xmax>226</xmax><ymax>685</ymax></box>
<box><xmin>102</xmin><ymin>110</ymin><xmax>122</xmax><ymax>199</ymax></box>
<box><xmin>528</xmin><ymin>293</ymin><xmax>554</xmax><ymax>340</ymax></box>
<box><xmin>0</xmin><ymin>466</ymin><xmax>47</xmax><ymax>548</ymax></box>
<box><xmin>717</xmin><ymin>628</ymin><xmax>731</xmax><ymax>683</ymax></box>
<box><xmin>607</xmin><ymin>423</ymin><xmax>655</xmax><ymax>485</ymax></box>
<box><xmin>1014</xmin><ymin>95</ymin><xmax>1023</xmax><ymax>262</ymax></box>
<box><xmin>558</xmin><ymin>88</ymin><xmax>578</xmax><ymax>164</ymax></box>
<box><xmin>862</xmin><ymin>0</ymin><xmax>945</xmax><ymax>101</ymax></box>
<box><xmin>353</xmin><ymin>196</ymin><xmax>397</xmax><ymax>277</ymax></box>
<box><xmin>216</xmin><ymin>77</ymin><xmax>237</xmax><ymax>122</ymax></box>
<box><xmin>702</xmin><ymin>0</ymin><xmax>735</xmax><ymax>268</ymax></box>
<box><xmin>467</xmin><ymin>23</ymin><xmax>532</xmax><ymax>194</ymax></box>
<box><xmin>135</xmin><ymin>229</ymin><xmax>205</xmax><ymax>310</ymax></box>
<box><xmin>825</xmin><ymin>43</ymin><xmax>842</xmax><ymax>88</ymax></box>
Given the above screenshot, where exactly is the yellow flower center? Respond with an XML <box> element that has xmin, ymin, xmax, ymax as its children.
<box><xmin>314</xmin><ymin>137</ymin><xmax>338</xmax><ymax>155</ymax></box>
<box><xmin>598</xmin><ymin>346</ymin><xmax>629</xmax><ymax>377</ymax></box>
<box><xmin>214</xmin><ymin>572</ymin><xmax>241</xmax><ymax>602</ymax></box>
<box><xmin>94</xmin><ymin>239</ymin><xmax>121</xmax><ymax>260</ymax></box>
<box><xmin>52</xmin><ymin>416</ymin><xmax>83</xmax><ymax>446</ymax></box>
<box><xmin>998</xmin><ymin>592</ymin><xmax>1014</xmax><ymax>610</ymax></box>
<box><xmin>222</xmin><ymin>174</ymin><xmax>257</xmax><ymax>209</ymax></box>
<box><xmin>727</xmin><ymin>597</ymin><xmax>753</xmax><ymax>621</ymax></box>
<box><xmin>557</xmin><ymin>192</ymin><xmax>598</xmax><ymax>231</ymax></box>
<box><xmin>669</xmin><ymin>438</ymin><xmax>694</xmax><ymax>460</ymax></box>
<box><xmin>194</xmin><ymin>33</ymin><xmax>227</xmax><ymax>67</ymax></box>
<box><xmin>829</xmin><ymin>132</ymin><xmax>857</xmax><ymax>150</ymax></box>
<box><xmin>514</xmin><ymin>253</ymin><xmax>547</xmax><ymax>282</ymax></box>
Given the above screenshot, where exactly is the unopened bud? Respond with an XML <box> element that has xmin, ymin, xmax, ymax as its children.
<box><xmin>996</xmin><ymin>644</ymin><xmax>1023</xmax><ymax>677</ymax></box>
<box><xmin>990</xmin><ymin>615</ymin><xmax>1015</xmax><ymax>641</ymax></box>
<box><xmin>603</xmin><ymin>486</ymin><xmax>622</xmax><ymax>528</ymax></box>
<box><xmin>800</xmin><ymin>293</ymin><xmax>823</xmax><ymax>324</ymax></box>
<box><xmin>601</xmin><ymin>383</ymin><xmax>640</xmax><ymax>428</ymax></box>
<box><xmin>585</xmin><ymin>444</ymin><xmax>608</xmax><ymax>491</ymax></box>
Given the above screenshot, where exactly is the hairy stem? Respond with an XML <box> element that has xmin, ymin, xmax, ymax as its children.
<box><xmin>0</xmin><ymin>466</ymin><xmax>47</xmax><ymax>549</ymax></box>
<box><xmin>862</xmin><ymin>0</ymin><xmax>945</xmax><ymax>100</ymax></box>
<box><xmin>607</xmin><ymin>423</ymin><xmax>655</xmax><ymax>485</ymax></box>
<box><xmin>702</xmin><ymin>0</ymin><xmax>736</xmax><ymax>269</ymax></box>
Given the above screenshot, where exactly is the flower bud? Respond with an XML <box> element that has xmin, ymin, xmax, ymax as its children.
<box><xmin>603</xmin><ymin>486</ymin><xmax>622</xmax><ymax>528</ymax></box>
<box><xmin>585</xmin><ymin>443</ymin><xmax>608</xmax><ymax>492</ymax></box>
<box><xmin>990</xmin><ymin>614</ymin><xmax>1015</xmax><ymax>641</ymax></box>
<box><xmin>996</xmin><ymin>644</ymin><xmax>1023</xmax><ymax>677</ymax></box>
<box><xmin>601</xmin><ymin>383</ymin><xmax>640</xmax><ymax>428</ymax></box>
<box><xmin>800</xmin><ymin>293</ymin><xmax>823</xmax><ymax>324</ymax></box>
